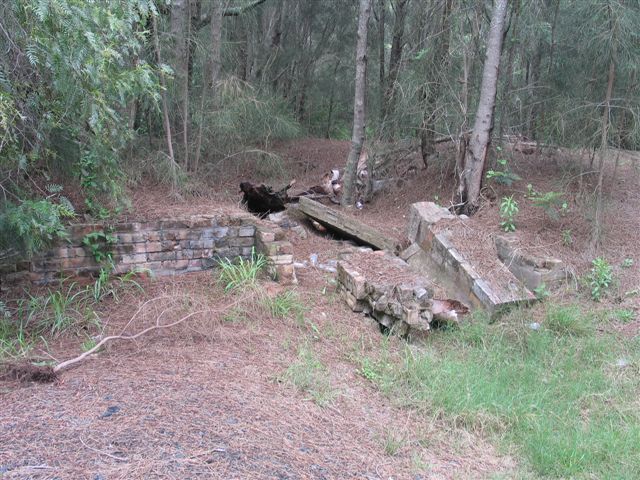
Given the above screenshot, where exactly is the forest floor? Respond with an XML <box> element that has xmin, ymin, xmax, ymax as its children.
<box><xmin>2</xmin><ymin>138</ymin><xmax>640</xmax><ymax>479</ymax></box>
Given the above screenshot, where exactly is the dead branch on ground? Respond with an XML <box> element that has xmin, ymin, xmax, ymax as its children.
<box><xmin>4</xmin><ymin>294</ymin><xmax>251</xmax><ymax>383</ymax></box>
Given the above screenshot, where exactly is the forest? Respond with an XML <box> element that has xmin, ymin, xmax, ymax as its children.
<box><xmin>1</xmin><ymin>1</ymin><xmax>640</xmax><ymax>478</ymax></box>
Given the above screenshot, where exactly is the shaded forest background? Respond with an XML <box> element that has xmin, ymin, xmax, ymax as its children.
<box><xmin>1</xmin><ymin>0</ymin><xmax>639</xmax><ymax>258</ymax></box>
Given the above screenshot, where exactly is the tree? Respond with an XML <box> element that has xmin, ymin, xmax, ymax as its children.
<box><xmin>456</xmin><ymin>0</ymin><xmax>508</xmax><ymax>215</ymax></box>
<box><xmin>342</xmin><ymin>0</ymin><xmax>373</xmax><ymax>206</ymax></box>
<box><xmin>419</xmin><ymin>0</ymin><xmax>453</xmax><ymax>168</ymax></box>
<box><xmin>380</xmin><ymin>0</ymin><xmax>410</xmax><ymax>138</ymax></box>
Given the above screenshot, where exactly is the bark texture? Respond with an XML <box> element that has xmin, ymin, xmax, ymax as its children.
<box><xmin>457</xmin><ymin>0</ymin><xmax>508</xmax><ymax>215</ymax></box>
<box><xmin>342</xmin><ymin>0</ymin><xmax>372</xmax><ymax>206</ymax></box>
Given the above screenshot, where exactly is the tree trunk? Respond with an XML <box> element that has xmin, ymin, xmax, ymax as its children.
<box><xmin>457</xmin><ymin>0</ymin><xmax>508</xmax><ymax>215</ymax></box>
<box><xmin>152</xmin><ymin>14</ymin><xmax>178</xmax><ymax>192</ymax></box>
<box><xmin>497</xmin><ymin>0</ymin><xmax>520</xmax><ymax>149</ymax></box>
<box><xmin>376</xmin><ymin>0</ymin><xmax>386</xmax><ymax>112</ymax></box>
<box><xmin>380</xmin><ymin>0</ymin><xmax>409</xmax><ymax>138</ymax></box>
<box><xmin>592</xmin><ymin>59</ymin><xmax>616</xmax><ymax>250</ymax></box>
<box><xmin>170</xmin><ymin>0</ymin><xmax>190</xmax><ymax>167</ymax></box>
<box><xmin>342</xmin><ymin>0</ymin><xmax>372</xmax><ymax>206</ymax></box>
<box><xmin>325</xmin><ymin>59</ymin><xmax>342</xmax><ymax>139</ymax></box>
<box><xmin>194</xmin><ymin>0</ymin><xmax>224</xmax><ymax>173</ymax></box>
<box><xmin>419</xmin><ymin>0</ymin><xmax>452</xmax><ymax>168</ymax></box>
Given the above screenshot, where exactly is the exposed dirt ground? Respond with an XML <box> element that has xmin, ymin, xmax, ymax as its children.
<box><xmin>1</xmin><ymin>271</ymin><xmax>516</xmax><ymax>479</ymax></box>
<box><xmin>2</xmin><ymin>138</ymin><xmax>638</xmax><ymax>478</ymax></box>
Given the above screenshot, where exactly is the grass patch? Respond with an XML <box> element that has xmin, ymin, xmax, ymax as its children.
<box><xmin>262</xmin><ymin>290</ymin><xmax>306</xmax><ymax>322</ymax></box>
<box><xmin>357</xmin><ymin>304</ymin><xmax>640</xmax><ymax>478</ymax></box>
<box><xmin>217</xmin><ymin>248</ymin><xmax>267</xmax><ymax>292</ymax></box>
<box><xmin>281</xmin><ymin>342</ymin><xmax>337</xmax><ymax>407</ymax></box>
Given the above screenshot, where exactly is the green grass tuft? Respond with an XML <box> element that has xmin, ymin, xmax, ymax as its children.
<box><xmin>217</xmin><ymin>248</ymin><xmax>267</xmax><ymax>292</ymax></box>
<box><xmin>282</xmin><ymin>343</ymin><xmax>337</xmax><ymax>407</ymax></box>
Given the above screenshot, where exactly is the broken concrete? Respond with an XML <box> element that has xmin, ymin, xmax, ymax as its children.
<box><xmin>402</xmin><ymin>202</ymin><xmax>536</xmax><ymax>315</ymax></box>
<box><xmin>337</xmin><ymin>250</ymin><xmax>467</xmax><ymax>337</ymax></box>
<box><xmin>494</xmin><ymin>234</ymin><xmax>570</xmax><ymax>290</ymax></box>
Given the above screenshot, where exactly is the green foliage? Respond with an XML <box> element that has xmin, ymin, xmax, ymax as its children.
<box><xmin>92</xmin><ymin>264</ymin><xmax>147</xmax><ymax>302</ymax></box>
<box><xmin>621</xmin><ymin>258</ymin><xmax>634</xmax><ymax>268</ymax></box>
<box><xmin>0</xmin><ymin>200</ymin><xmax>73</xmax><ymax>258</ymax></box>
<box><xmin>263</xmin><ymin>290</ymin><xmax>306</xmax><ymax>323</ymax></box>
<box><xmin>486</xmin><ymin>155</ymin><xmax>521</xmax><ymax>187</ymax></box>
<box><xmin>201</xmin><ymin>79</ymin><xmax>300</xmax><ymax>160</ymax></box>
<box><xmin>355</xmin><ymin>304</ymin><xmax>640</xmax><ymax>478</ymax></box>
<box><xmin>0</xmin><ymin>0</ymin><xmax>160</xmax><ymax>219</ymax></box>
<box><xmin>561</xmin><ymin>229</ymin><xmax>573</xmax><ymax>246</ymax></box>
<box><xmin>611</xmin><ymin>309</ymin><xmax>635</xmax><ymax>323</ymax></box>
<box><xmin>533</xmin><ymin>282</ymin><xmax>551</xmax><ymax>300</ymax></box>
<box><xmin>527</xmin><ymin>184</ymin><xmax>568</xmax><ymax>220</ymax></box>
<box><xmin>588</xmin><ymin>257</ymin><xmax>613</xmax><ymax>302</ymax></box>
<box><xmin>217</xmin><ymin>248</ymin><xmax>268</xmax><ymax>292</ymax></box>
<box><xmin>82</xmin><ymin>230</ymin><xmax>117</xmax><ymax>264</ymax></box>
<box><xmin>282</xmin><ymin>342</ymin><xmax>336</xmax><ymax>407</ymax></box>
<box><xmin>545</xmin><ymin>305</ymin><xmax>592</xmax><ymax>336</ymax></box>
<box><xmin>24</xmin><ymin>283</ymin><xmax>90</xmax><ymax>337</ymax></box>
<box><xmin>499</xmin><ymin>196</ymin><xmax>519</xmax><ymax>232</ymax></box>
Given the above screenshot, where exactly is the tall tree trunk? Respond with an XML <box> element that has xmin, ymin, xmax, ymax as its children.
<box><xmin>194</xmin><ymin>0</ymin><xmax>224</xmax><ymax>173</ymax></box>
<box><xmin>457</xmin><ymin>0</ymin><xmax>508</xmax><ymax>215</ymax></box>
<box><xmin>342</xmin><ymin>0</ymin><xmax>372</xmax><ymax>206</ymax></box>
<box><xmin>376</xmin><ymin>0</ymin><xmax>386</xmax><ymax>113</ymax></box>
<box><xmin>497</xmin><ymin>0</ymin><xmax>520</xmax><ymax>149</ymax></box>
<box><xmin>170</xmin><ymin>0</ymin><xmax>190</xmax><ymax>167</ymax></box>
<box><xmin>380</xmin><ymin>0</ymin><xmax>409</xmax><ymax>138</ymax></box>
<box><xmin>592</xmin><ymin>59</ymin><xmax>616</xmax><ymax>250</ymax></box>
<box><xmin>152</xmin><ymin>14</ymin><xmax>178</xmax><ymax>192</ymax></box>
<box><xmin>419</xmin><ymin>0</ymin><xmax>453</xmax><ymax>168</ymax></box>
<box><xmin>325</xmin><ymin>59</ymin><xmax>342</xmax><ymax>139</ymax></box>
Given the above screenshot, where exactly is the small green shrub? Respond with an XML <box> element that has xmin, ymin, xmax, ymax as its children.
<box><xmin>621</xmin><ymin>258</ymin><xmax>634</xmax><ymax>268</ymax></box>
<box><xmin>587</xmin><ymin>257</ymin><xmax>613</xmax><ymax>302</ymax></box>
<box><xmin>527</xmin><ymin>185</ymin><xmax>567</xmax><ymax>220</ymax></box>
<box><xmin>486</xmin><ymin>152</ymin><xmax>521</xmax><ymax>186</ymax></box>
<box><xmin>0</xmin><ymin>200</ymin><xmax>73</xmax><ymax>258</ymax></box>
<box><xmin>217</xmin><ymin>248</ymin><xmax>267</xmax><ymax>292</ymax></box>
<box><xmin>534</xmin><ymin>283</ymin><xmax>551</xmax><ymax>300</ymax></box>
<box><xmin>82</xmin><ymin>230</ymin><xmax>117</xmax><ymax>264</ymax></box>
<box><xmin>561</xmin><ymin>229</ymin><xmax>573</xmax><ymax>246</ymax></box>
<box><xmin>499</xmin><ymin>196</ymin><xmax>519</xmax><ymax>232</ymax></box>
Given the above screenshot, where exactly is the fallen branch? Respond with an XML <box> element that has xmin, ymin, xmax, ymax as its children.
<box><xmin>4</xmin><ymin>294</ymin><xmax>250</xmax><ymax>382</ymax></box>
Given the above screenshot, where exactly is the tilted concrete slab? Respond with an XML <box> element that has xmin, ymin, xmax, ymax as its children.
<box><xmin>403</xmin><ymin>202</ymin><xmax>536</xmax><ymax>316</ymax></box>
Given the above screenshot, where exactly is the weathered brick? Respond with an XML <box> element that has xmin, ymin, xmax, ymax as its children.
<box><xmin>268</xmin><ymin>254</ymin><xmax>293</xmax><ymax>265</ymax></box>
<box><xmin>228</xmin><ymin>237</ymin><xmax>254</xmax><ymax>248</ymax></box>
<box><xmin>238</xmin><ymin>226</ymin><xmax>255</xmax><ymax>237</ymax></box>
<box><xmin>257</xmin><ymin>229</ymin><xmax>275</xmax><ymax>243</ymax></box>
<box><xmin>118</xmin><ymin>253</ymin><xmax>148</xmax><ymax>264</ymax></box>
<box><xmin>148</xmin><ymin>251</ymin><xmax>176</xmax><ymax>262</ymax></box>
<box><xmin>145</xmin><ymin>241</ymin><xmax>163</xmax><ymax>253</ymax></box>
<box><xmin>161</xmin><ymin>259</ymin><xmax>189</xmax><ymax>270</ymax></box>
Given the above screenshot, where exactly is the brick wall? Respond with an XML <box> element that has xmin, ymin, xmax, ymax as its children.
<box><xmin>1</xmin><ymin>214</ymin><xmax>296</xmax><ymax>287</ymax></box>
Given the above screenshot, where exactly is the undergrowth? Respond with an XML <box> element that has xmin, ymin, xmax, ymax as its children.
<box><xmin>0</xmin><ymin>269</ymin><xmax>147</xmax><ymax>361</ymax></box>
<box><xmin>217</xmin><ymin>248</ymin><xmax>267</xmax><ymax>292</ymax></box>
<box><xmin>355</xmin><ymin>305</ymin><xmax>640</xmax><ymax>478</ymax></box>
<box><xmin>281</xmin><ymin>342</ymin><xmax>337</xmax><ymax>407</ymax></box>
